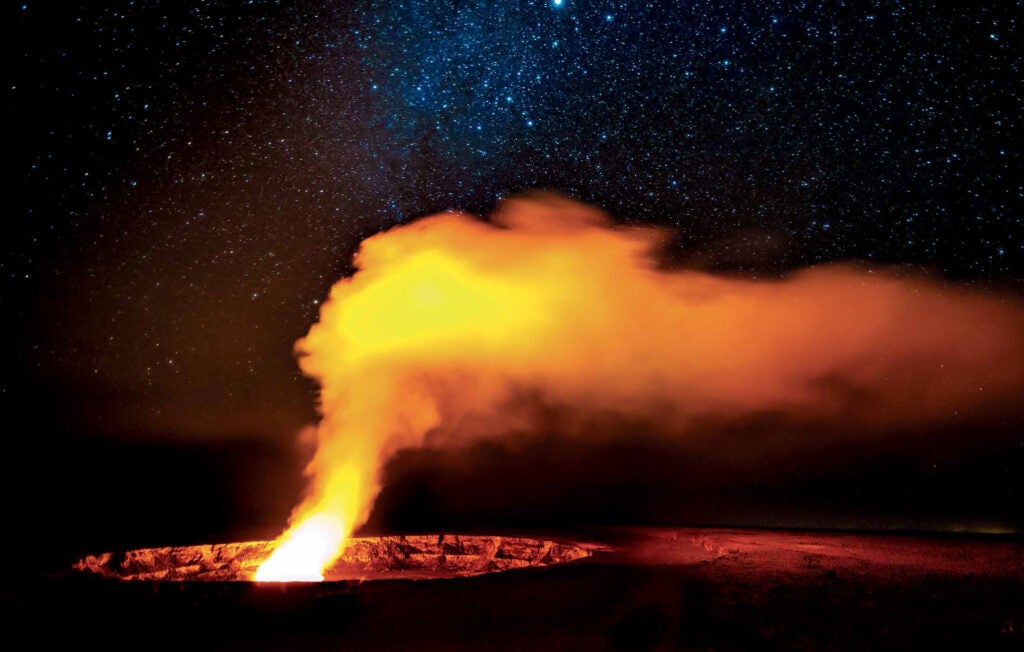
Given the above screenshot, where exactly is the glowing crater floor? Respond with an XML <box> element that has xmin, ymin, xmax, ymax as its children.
<box><xmin>73</xmin><ymin>534</ymin><xmax>596</xmax><ymax>582</ymax></box>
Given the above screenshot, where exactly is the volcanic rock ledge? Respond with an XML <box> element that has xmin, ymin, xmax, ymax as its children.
<box><xmin>74</xmin><ymin>535</ymin><xmax>595</xmax><ymax>582</ymax></box>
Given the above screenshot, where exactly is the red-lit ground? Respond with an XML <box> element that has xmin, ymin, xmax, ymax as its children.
<box><xmin>12</xmin><ymin>527</ymin><xmax>1023</xmax><ymax>650</ymax></box>
<box><xmin>73</xmin><ymin>534</ymin><xmax>594</xmax><ymax>581</ymax></box>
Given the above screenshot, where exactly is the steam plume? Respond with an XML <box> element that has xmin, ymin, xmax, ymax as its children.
<box><xmin>257</xmin><ymin>193</ymin><xmax>1024</xmax><ymax>580</ymax></box>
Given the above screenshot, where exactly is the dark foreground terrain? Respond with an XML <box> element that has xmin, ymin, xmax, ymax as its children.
<box><xmin>7</xmin><ymin>527</ymin><xmax>1022</xmax><ymax>650</ymax></box>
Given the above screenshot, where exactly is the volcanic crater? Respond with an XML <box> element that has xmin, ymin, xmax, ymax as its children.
<box><xmin>73</xmin><ymin>534</ymin><xmax>596</xmax><ymax>582</ymax></box>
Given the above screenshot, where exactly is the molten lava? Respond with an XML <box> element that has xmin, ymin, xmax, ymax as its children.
<box><xmin>257</xmin><ymin>193</ymin><xmax>1024</xmax><ymax>582</ymax></box>
<box><xmin>254</xmin><ymin>514</ymin><xmax>347</xmax><ymax>582</ymax></box>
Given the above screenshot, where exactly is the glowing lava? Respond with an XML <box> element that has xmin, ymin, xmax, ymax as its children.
<box><xmin>254</xmin><ymin>514</ymin><xmax>347</xmax><ymax>582</ymax></box>
<box><xmin>256</xmin><ymin>465</ymin><xmax>363</xmax><ymax>581</ymax></box>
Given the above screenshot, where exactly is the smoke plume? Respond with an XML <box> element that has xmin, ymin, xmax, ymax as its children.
<box><xmin>257</xmin><ymin>193</ymin><xmax>1024</xmax><ymax>579</ymax></box>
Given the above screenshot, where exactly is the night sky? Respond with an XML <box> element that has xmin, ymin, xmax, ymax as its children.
<box><xmin>6</xmin><ymin>1</ymin><xmax>1024</xmax><ymax>552</ymax></box>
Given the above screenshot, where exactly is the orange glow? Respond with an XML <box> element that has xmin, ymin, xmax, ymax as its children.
<box><xmin>256</xmin><ymin>464</ymin><xmax>362</xmax><ymax>581</ymax></box>
<box><xmin>254</xmin><ymin>513</ymin><xmax>346</xmax><ymax>582</ymax></box>
<box><xmin>256</xmin><ymin>193</ymin><xmax>1024</xmax><ymax>582</ymax></box>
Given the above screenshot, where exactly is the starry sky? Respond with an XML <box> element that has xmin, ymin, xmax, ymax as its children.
<box><xmin>5</xmin><ymin>2</ymin><xmax>1024</xmax><ymax>543</ymax></box>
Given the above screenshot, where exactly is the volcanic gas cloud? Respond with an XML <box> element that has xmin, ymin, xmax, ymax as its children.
<box><xmin>256</xmin><ymin>193</ymin><xmax>1024</xmax><ymax>581</ymax></box>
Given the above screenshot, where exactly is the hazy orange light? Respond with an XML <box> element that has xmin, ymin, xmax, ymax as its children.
<box><xmin>256</xmin><ymin>193</ymin><xmax>1024</xmax><ymax>582</ymax></box>
<box><xmin>254</xmin><ymin>514</ymin><xmax>347</xmax><ymax>582</ymax></box>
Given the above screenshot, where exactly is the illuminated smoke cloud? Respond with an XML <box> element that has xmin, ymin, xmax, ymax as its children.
<box><xmin>258</xmin><ymin>193</ymin><xmax>1024</xmax><ymax>580</ymax></box>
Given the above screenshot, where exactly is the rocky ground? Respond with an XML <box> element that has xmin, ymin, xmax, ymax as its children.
<box><xmin>9</xmin><ymin>527</ymin><xmax>1023</xmax><ymax>650</ymax></box>
<box><xmin>73</xmin><ymin>534</ymin><xmax>594</xmax><ymax>581</ymax></box>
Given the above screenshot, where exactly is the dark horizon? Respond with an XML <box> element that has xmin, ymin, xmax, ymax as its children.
<box><xmin>13</xmin><ymin>417</ymin><xmax>1021</xmax><ymax>577</ymax></box>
